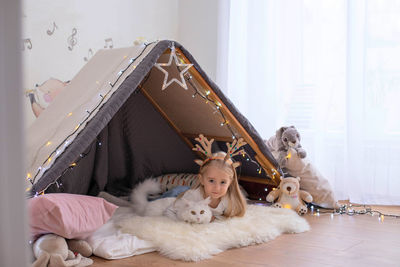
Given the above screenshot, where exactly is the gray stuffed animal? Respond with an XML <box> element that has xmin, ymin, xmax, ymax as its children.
<box><xmin>265</xmin><ymin>126</ymin><xmax>306</xmax><ymax>166</ymax></box>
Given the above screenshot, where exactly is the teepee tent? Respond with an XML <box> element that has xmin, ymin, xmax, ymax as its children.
<box><xmin>25</xmin><ymin>40</ymin><xmax>282</xmax><ymax>198</ymax></box>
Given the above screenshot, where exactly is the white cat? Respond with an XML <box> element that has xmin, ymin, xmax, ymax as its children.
<box><xmin>130</xmin><ymin>179</ymin><xmax>212</xmax><ymax>224</ymax></box>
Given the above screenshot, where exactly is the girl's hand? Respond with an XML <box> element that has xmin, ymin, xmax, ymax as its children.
<box><xmin>210</xmin><ymin>215</ymin><xmax>216</xmax><ymax>222</ymax></box>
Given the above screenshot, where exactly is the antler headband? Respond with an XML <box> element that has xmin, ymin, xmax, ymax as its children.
<box><xmin>192</xmin><ymin>134</ymin><xmax>247</xmax><ymax>169</ymax></box>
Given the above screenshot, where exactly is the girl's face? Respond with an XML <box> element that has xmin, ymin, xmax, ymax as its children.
<box><xmin>200</xmin><ymin>165</ymin><xmax>232</xmax><ymax>200</ymax></box>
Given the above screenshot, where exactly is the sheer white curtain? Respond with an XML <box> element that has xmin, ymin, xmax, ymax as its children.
<box><xmin>218</xmin><ymin>0</ymin><xmax>400</xmax><ymax>205</ymax></box>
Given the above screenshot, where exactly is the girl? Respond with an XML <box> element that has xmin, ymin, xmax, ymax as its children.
<box><xmin>181</xmin><ymin>151</ymin><xmax>247</xmax><ymax>219</ymax></box>
<box><xmin>131</xmin><ymin>134</ymin><xmax>247</xmax><ymax>222</ymax></box>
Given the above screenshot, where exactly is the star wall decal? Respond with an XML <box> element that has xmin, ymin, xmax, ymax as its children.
<box><xmin>155</xmin><ymin>43</ymin><xmax>193</xmax><ymax>90</ymax></box>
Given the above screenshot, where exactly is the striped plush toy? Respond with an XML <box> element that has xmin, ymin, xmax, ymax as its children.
<box><xmin>155</xmin><ymin>173</ymin><xmax>198</xmax><ymax>192</ymax></box>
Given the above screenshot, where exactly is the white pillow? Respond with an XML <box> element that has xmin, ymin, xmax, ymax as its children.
<box><xmin>86</xmin><ymin>207</ymin><xmax>156</xmax><ymax>259</ymax></box>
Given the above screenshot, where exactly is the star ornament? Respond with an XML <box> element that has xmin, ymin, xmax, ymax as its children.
<box><xmin>155</xmin><ymin>45</ymin><xmax>193</xmax><ymax>90</ymax></box>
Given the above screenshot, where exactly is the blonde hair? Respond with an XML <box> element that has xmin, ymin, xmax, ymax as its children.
<box><xmin>194</xmin><ymin>151</ymin><xmax>247</xmax><ymax>218</ymax></box>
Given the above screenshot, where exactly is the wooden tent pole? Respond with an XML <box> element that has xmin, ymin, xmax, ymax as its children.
<box><xmin>176</xmin><ymin>48</ymin><xmax>280</xmax><ymax>185</ymax></box>
<box><xmin>138</xmin><ymin>84</ymin><xmax>196</xmax><ymax>151</ymax></box>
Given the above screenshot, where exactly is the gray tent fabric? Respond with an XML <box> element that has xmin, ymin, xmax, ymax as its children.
<box><xmin>28</xmin><ymin>40</ymin><xmax>280</xmax><ymax>197</ymax></box>
<box><xmin>45</xmin><ymin>91</ymin><xmax>199</xmax><ymax>196</ymax></box>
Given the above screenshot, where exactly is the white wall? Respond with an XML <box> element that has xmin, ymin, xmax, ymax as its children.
<box><xmin>22</xmin><ymin>0</ymin><xmax>180</xmax><ymax>126</ymax></box>
<box><xmin>177</xmin><ymin>0</ymin><xmax>219</xmax><ymax>82</ymax></box>
<box><xmin>1</xmin><ymin>0</ymin><xmax>30</xmax><ymax>266</ymax></box>
<box><xmin>22</xmin><ymin>0</ymin><xmax>221</xmax><ymax>127</ymax></box>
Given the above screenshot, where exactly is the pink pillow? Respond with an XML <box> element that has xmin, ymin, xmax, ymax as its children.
<box><xmin>28</xmin><ymin>193</ymin><xmax>117</xmax><ymax>239</ymax></box>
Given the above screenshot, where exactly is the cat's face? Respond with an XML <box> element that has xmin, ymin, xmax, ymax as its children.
<box><xmin>175</xmin><ymin>197</ymin><xmax>212</xmax><ymax>224</ymax></box>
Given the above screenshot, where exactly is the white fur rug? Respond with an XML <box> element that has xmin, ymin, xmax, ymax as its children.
<box><xmin>116</xmin><ymin>205</ymin><xmax>310</xmax><ymax>261</ymax></box>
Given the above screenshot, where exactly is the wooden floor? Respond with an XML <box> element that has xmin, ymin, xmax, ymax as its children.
<box><xmin>91</xmin><ymin>203</ymin><xmax>400</xmax><ymax>267</ymax></box>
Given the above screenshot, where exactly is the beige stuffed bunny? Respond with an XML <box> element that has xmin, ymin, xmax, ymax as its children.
<box><xmin>32</xmin><ymin>234</ymin><xmax>93</xmax><ymax>267</ymax></box>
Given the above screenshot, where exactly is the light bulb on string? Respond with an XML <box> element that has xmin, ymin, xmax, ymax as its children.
<box><xmin>28</xmin><ymin>44</ymin><xmax>153</xmax><ymax>189</ymax></box>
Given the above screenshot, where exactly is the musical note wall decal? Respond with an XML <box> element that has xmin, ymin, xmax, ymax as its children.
<box><xmin>84</xmin><ymin>48</ymin><xmax>94</xmax><ymax>62</ymax></box>
<box><xmin>104</xmin><ymin>38</ymin><xmax>113</xmax><ymax>49</ymax></box>
<box><xmin>46</xmin><ymin>22</ymin><xmax>58</xmax><ymax>35</ymax></box>
<box><xmin>22</xmin><ymin>38</ymin><xmax>33</xmax><ymax>51</ymax></box>
<box><xmin>67</xmin><ymin>28</ymin><xmax>78</xmax><ymax>51</ymax></box>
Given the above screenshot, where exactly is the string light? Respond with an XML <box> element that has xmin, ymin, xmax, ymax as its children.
<box><xmin>310</xmin><ymin>204</ymin><xmax>400</xmax><ymax>220</ymax></box>
<box><xmin>168</xmin><ymin>49</ymin><xmax>266</xmax><ymax>175</ymax></box>
<box><xmin>29</xmin><ymin>41</ymin><xmax>270</xmax><ymax>196</ymax></box>
<box><xmin>28</xmin><ymin>42</ymin><xmax>155</xmax><ymax>194</ymax></box>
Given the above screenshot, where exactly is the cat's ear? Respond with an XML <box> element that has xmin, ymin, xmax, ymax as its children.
<box><xmin>179</xmin><ymin>198</ymin><xmax>191</xmax><ymax>208</ymax></box>
<box><xmin>203</xmin><ymin>196</ymin><xmax>211</xmax><ymax>205</ymax></box>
